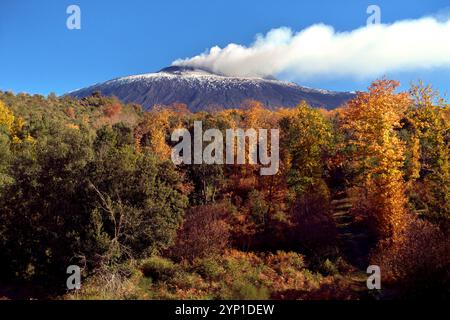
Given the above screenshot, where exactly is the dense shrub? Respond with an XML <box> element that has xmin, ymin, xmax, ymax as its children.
<box><xmin>0</xmin><ymin>117</ymin><xmax>187</xmax><ymax>287</ymax></box>
<box><xmin>141</xmin><ymin>256</ymin><xmax>177</xmax><ymax>281</ymax></box>
<box><xmin>319</xmin><ymin>259</ymin><xmax>339</xmax><ymax>276</ymax></box>
<box><xmin>372</xmin><ymin>215</ymin><xmax>450</xmax><ymax>299</ymax></box>
<box><xmin>0</xmin><ymin>123</ymin><xmax>94</xmax><ymax>283</ymax></box>
<box><xmin>170</xmin><ymin>204</ymin><xmax>230</xmax><ymax>261</ymax></box>
<box><xmin>226</xmin><ymin>282</ymin><xmax>270</xmax><ymax>300</ymax></box>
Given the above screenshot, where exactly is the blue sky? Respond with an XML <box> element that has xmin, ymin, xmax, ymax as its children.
<box><xmin>0</xmin><ymin>0</ymin><xmax>449</xmax><ymax>96</ymax></box>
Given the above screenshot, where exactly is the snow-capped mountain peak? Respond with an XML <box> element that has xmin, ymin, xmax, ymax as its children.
<box><xmin>68</xmin><ymin>66</ymin><xmax>355</xmax><ymax>111</ymax></box>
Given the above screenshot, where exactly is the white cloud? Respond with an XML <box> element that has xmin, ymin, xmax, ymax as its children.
<box><xmin>173</xmin><ymin>16</ymin><xmax>450</xmax><ymax>80</ymax></box>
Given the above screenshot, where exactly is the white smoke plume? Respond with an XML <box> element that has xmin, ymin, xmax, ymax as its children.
<box><xmin>173</xmin><ymin>16</ymin><xmax>450</xmax><ymax>80</ymax></box>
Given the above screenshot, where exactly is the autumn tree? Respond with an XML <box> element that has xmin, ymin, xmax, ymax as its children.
<box><xmin>281</xmin><ymin>102</ymin><xmax>333</xmax><ymax>195</ymax></box>
<box><xmin>341</xmin><ymin>80</ymin><xmax>410</xmax><ymax>243</ymax></box>
<box><xmin>0</xmin><ymin>101</ymin><xmax>13</xmax><ymax>188</ymax></box>
<box><xmin>403</xmin><ymin>83</ymin><xmax>450</xmax><ymax>226</ymax></box>
<box><xmin>135</xmin><ymin>107</ymin><xmax>175</xmax><ymax>159</ymax></box>
<box><xmin>0</xmin><ymin>100</ymin><xmax>29</xmax><ymax>142</ymax></box>
<box><xmin>280</xmin><ymin>102</ymin><xmax>335</xmax><ymax>251</ymax></box>
<box><xmin>0</xmin><ymin>100</ymin><xmax>15</xmax><ymax>134</ymax></box>
<box><xmin>0</xmin><ymin>100</ymin><xmax>32</xmax><ymax>189</ymax></box>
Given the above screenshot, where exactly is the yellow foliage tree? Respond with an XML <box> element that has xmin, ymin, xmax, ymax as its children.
<box><xmin>135</xmin><ymin>106</ymin><xmax>175</xmax><ymax>159</ymax></box>
<box><xmin>0</xmin><ymin>100</ymin><xmax>15</xmax><ymax>134</ymax></box>
<box><xmin>406</xmin><ymin>83</ymin><xmax>450</xmax><ymax>224</ymax></box>
<box><xmin>342</xmin><ymin>80</ymin><xmax>410</xmax><ymax>243</ymax></box>
<box><xmin>0</xmin><ymin>100</ymin><xmax>33</xmax><ymax>144</ymax></box>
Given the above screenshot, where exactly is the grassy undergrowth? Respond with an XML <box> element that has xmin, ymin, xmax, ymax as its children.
<box><xmin>66</xmin><ymin>250</ymin><xmax>366</xmax><ymax>300</ymax></box>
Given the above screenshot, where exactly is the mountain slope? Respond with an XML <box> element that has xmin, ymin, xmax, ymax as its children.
<box><xmin>68</xmin><ymin>66</ymin><xmax>355</xmax><ymax>111</ymax></box>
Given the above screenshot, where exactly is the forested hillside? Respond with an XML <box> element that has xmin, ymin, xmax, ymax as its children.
<box><xmin>0</xmin><ymin>80</ymin><xmax>448</xmax><ymax>300</ymax></box>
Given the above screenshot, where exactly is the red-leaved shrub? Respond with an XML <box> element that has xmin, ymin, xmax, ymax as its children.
<box><xmin>170</xmin><ymin>204</ymin><xmax>230</xmax><ymax>261</ymax></box>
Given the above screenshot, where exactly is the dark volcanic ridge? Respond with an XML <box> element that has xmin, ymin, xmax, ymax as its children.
<box><xmin>68</xmin><ymin>66</ymin><xmax>355</xmax><ymax>111</ymax></box>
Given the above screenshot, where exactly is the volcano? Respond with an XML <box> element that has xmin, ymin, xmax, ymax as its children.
<box><xmin>68</xmin><ymin>66</ymin><xmax>354</xmax><ymax>111</ymax></box>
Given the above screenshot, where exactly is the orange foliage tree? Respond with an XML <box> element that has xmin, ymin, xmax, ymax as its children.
<box><xmin>341</xmin><ymin>80</ymin><xmax>410</xmax><ymax>243</ymax></box>
<box><xmin>103</xmin><ymin>103</ymin><xmax>122</xmax><ymax>117</ymax></box>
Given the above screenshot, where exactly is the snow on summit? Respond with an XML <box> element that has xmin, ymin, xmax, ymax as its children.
<box><xmin>68</xmin><ymin>66</ymin><xmax>354</xmax><ymax>111</ymax></box>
